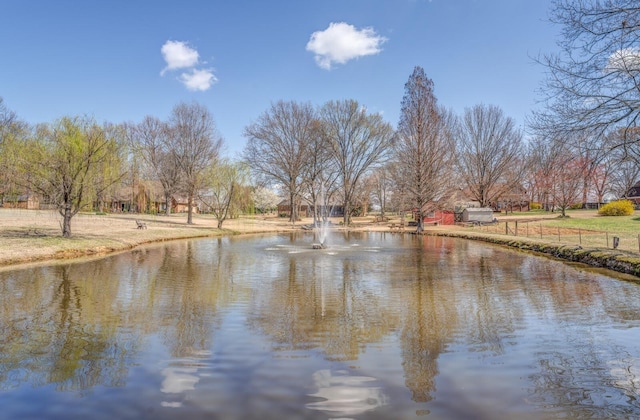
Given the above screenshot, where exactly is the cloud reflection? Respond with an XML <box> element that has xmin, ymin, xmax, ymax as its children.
<box><xmin>306</xmin><ymin>369</ymin><xmax>387</xmax><ymax>417</ymax></box>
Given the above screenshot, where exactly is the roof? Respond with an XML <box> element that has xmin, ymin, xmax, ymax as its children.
<box><xmin>463</xmin><ymin>207</ymin><xmax>493</xmax><ymax>213</ymax></box>
<box><xmin>626</xmin><ymin>181</ymin><xmax>640</xmax><ymax>198</ymax></box>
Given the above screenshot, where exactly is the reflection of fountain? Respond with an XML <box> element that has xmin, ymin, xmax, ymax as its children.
<box><xmin>267</xmin><ymin>233</ymin><xmax>382</xmax><ymax>256</ymax></box>
<box><xmin>306</xmin><ymin>369</ymin><xmax>387</xmax><ymax>416</ymax></box>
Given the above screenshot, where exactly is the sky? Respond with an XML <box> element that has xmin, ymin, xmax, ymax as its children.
<box><xmin>1</xmin><ymin>0</ymin><xmax>560</xmax><ymax>158</ymax></box>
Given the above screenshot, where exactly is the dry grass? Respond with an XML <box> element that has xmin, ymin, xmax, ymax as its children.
<box><xmin>0</xmin><ymin>209</ymin><xmax>301</xmax><ymax>267</ymax></box>
<box><xmin>2</xmin><ymin>207</ymin><xmax>638</xmax><ymax>269</ymax></box>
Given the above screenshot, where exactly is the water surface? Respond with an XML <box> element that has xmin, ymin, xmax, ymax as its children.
<box><xmin>1</xmin><ymin>232</ymin><xmax>639</xmax><ymax>419</ymax></box>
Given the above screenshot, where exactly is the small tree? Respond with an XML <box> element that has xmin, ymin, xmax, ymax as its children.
<box><xmin>252</xmin><ymin>186</ymin><xmax>279</xmax><ymax>214</ymax></box>
<box><xmin>18</xmin><ymin>116</ymin><xmax>124</xmax><ymax>237</ymax></box>
<box><xmin>198</xmin><ymin>160</ymin><xmax>248</xmax><ymax>229</ymax></box>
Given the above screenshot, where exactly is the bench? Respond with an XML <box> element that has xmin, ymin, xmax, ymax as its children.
<box><xmin>136</xmin><ymin>220</ymin><xmax>147</xmax><ymax>230</ymax></box>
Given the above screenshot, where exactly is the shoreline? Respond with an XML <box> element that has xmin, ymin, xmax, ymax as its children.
<box><xmin>1</xmin><ymin>209</ymin><xmax>640</xmax><ymax>279</ymax></box>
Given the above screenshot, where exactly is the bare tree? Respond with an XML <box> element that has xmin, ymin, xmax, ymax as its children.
<box><xmin>320</xmin><ymin>99</ymin><xmax>394</xmax><ymax>225</ymax></box>
<box><xmin>169</xmin><ymin>102</ymin><xmax>223</xmax><ymax>224</ymax></box>
<box><xmin>533</xmin><ymin>1</ymin><xmax>640</xmax><ymax>156</ymax></box>
<box><xmin>300</xmin><ymin>120</ymin><xmax>339</xmax><ymax>227</ymax></box>
<box><xmin>243</xmin><ymin>101</ymin><xmax>315</xmax><ymax>224</ymax></box>
<box><xmin>128</xmin><ymin>116</ymin><xmax>181</xmax><ymax>215</ymax></box>
<box><xmin>455</xmin><ymin>104</ymin><xmax>525</xmax><ymax>208</ymax></box>
<box><xmin>392</xmin><ymin>67</ymin><xmax>455</xmax><ymax>232</ymax></box>
<box><xmin>369</xmin><ymin>164</ymin><xmax>393</xmax><ymax>219</ymax></box>
<box><xmin>549</xmin><ymin>138</ymin><xmax>589</xmax><ymax>217</ymax></box>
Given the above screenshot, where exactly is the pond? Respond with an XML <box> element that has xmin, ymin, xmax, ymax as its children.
<box><xmin>1</xmin><ymin>232</ymin><xmax>640</xmax><ymax>419</ymax></box>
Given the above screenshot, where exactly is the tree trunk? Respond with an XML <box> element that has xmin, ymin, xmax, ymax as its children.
<box><xmin>343</xmin><ymin>200</ymin><xmax>350</xmax><ymax>226</ymax></box>
<box><xmin>289</xmin><ymin>192</ymin><xmax>297</xmax><ymax>224</ymax></box>
<box><xmin>187</xmin><ymin>191</ymin><xmax>194</xmax><ymax>224</ymax></box>
<box><xmin>164</xmin><ymin>194</ymin><xmax>172</xmax><ymax>216</ymax></box>
<box><xmin>416</xmin><ymin>206</ymin><xmax>424</xmax><ymax>233</ymax></box>
<box><xmin>62</xmin><ymin>206</ymin><xmax>73</xmax><ymax>238</ymax></box>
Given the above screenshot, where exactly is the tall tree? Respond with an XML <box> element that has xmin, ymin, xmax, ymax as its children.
<box><xmin>455</xmin><ymin>104</ymin><xmax>525</xmax><ymax>208</ymax></box>
<box><xmin>243</xmin><ymin>101</ymin><xmax>315</xmax><ymax>223</ymax></box>
<box><xmin>393</xmin><ymin>67</ymin><xmax>455</xmax><ymax>232</ymax></box>
<box><xmin>169</xmin><ymin>102</ymin><xmax>223</xmax><ymax>224</ymax></box>
<box><xmin>320</xmin><ymin>99</ymin><xmax>394</xmax><ymax>225</ymax></box>
<box><xmin>300</xmin><ymin>119</ymin><xmax>339</xmax><ymax>227</ymax></box>
<box><xmin>533</xmin><ymin>1</ymin><xmax>640</xmax><ymax>157</ymax></box>
<box><xmin>17</xmin><ymin>116</ymin><xmax>124</xmax><ymax>237</ymax></box>
<box><xmin>128</xmin><ymin>116</ymin><xmax>181</xmax><ymax>215</ymax></box>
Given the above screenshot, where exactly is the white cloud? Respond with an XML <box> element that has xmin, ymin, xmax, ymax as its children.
<box><xmin>178</xmin><ymin>68</ymin><xmax>218</xmax><ymax>91</ymax></box>
<box><xmin>160</xmin><ymin>40</ymin><xmax>218</xmax><ymax>92</ymax></box>
<box><xmin>606</xmin><ymin>47</ymin><xmax>640</xmax><ymax>74</ymax></box>
<box><xmin>306</xmin><ymin>22</ymin><xmax>387</xmax><ymax>70</ymax></box>
<box><xmin>161</xmin><ymin>40</ymin><xmax>199</xmax><ymax>75</ymax></box>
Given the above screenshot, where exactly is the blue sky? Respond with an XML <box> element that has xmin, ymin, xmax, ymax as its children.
<box><xmin>1</xmin><ymin>0</ymin><xmax>559</xmax><ymax>157</ymax></box>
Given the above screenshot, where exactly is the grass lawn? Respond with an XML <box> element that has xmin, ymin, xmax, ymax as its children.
<box><xmin>477</xmin><ymin>209</ymin><xmax>640</xmax><ymax>253</ymax></box>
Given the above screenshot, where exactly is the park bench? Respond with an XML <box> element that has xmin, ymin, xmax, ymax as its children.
<box><xmin>135</xmin><ymin>220</ymin><xmax>147</xmax><ymax>230</ymax></box>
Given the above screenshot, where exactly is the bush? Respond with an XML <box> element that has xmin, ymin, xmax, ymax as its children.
<box><xmin>598</xmin><ymin>200</ymin><xmax>635</xmax><ymax>216</ymax></box>
<box><xmin>530</xmin><ymin>202</ymin><xmax>542</xmax><ymax>210</ymax></box>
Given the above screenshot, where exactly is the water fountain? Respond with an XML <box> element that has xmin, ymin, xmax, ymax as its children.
<box><xmin>312</xmin><ymin>182</ymin><xmax>331</xmax><ymax>249</ymax></box>
<box><xmin>312</xmin><ymin>217</ymin><xmax>329</xmax><ymax>249</ymax></box>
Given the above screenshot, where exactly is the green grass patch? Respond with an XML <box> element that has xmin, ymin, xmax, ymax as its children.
<box><xmin>542</xmin><ymin>213</ymin><xmax>640</xmax><ymax>233</ymax></box>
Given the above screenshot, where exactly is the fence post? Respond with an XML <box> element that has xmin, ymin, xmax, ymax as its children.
<box><xmin>515</xmin><ymin>220</ymin><xmax>518</xmax><ymax>237</ymax></box>
<box><xmin>557</xmin><ymin>227</ymin><xmax>561</xmax><ymax>242</ymax></box>
<box><xmin>540</xmin><ymin>222</ymin><xmax>543</xmax><ymax>239</ymax></box>
<box><xmin>579</xmin><ymin>228</ymin><xmax>582</xmax><ymax>245</ymax></box>
<box><xmin>606</xmin><ymin>232</ymin><xmax>609</xmax><ymax>248</ymax></box>
<box><xmin>505</xmin><ymin>222</ymin><xmax>509</xmax><ymax>235</ymax></box>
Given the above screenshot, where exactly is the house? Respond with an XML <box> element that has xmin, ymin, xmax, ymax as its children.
<box><xmin>172</xmin><ymin>196</ymin><xmax>197</xmax><ymax>213</ymax></box>
<box><xmin>277</xmin><ymin>199</ymin><xmax>344</xmax><ymax>218</ymax></box>
<box><xmin>2</xmin><ymin>194</ymin><xmax>40</xmax><ymax>210</ymax></box>
<box><xmin>104</xmin><ymin>183</ymin><xmax>192</xmax><ymax>214</ymax></box>
<box><xmin>625</xmin><ymin>181</ymin><xmax>640</xmax><ymax>208</ymax></box>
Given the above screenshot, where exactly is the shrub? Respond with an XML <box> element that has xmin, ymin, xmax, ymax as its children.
<box><xmin>570</xmin><ymin>202</ymin><xmax>584</xmax><ymax>210</ymax></box>
<box><xmin>530</xmin><ymin>202</ymin><xmax>542</xmax><ymax>210</ymax></box>
<box><xmin>598</xmin><ymin>200</ymin><xmax>635</xmax><ymax>216</ymax></box>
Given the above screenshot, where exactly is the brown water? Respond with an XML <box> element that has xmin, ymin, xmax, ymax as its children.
<box><xmin>1</xmin><ymin>232</ymin><xmax>639</xmax><ymax>419</ymax></box>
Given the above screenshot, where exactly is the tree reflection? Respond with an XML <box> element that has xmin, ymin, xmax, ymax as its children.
<box><xmin>248</xmin><ymin>253</ymin><xmax>401</xmax><ymax>361</ymax></box>
<box><xmin>0</xmin><ymin>260</ymin><xmax>144</xmax><ymax>392</ymax></box>
<box><xmin>396</xmin><ymin>236</ymin><xmax>457</xmax><ymax>403</ymax></box>
<box><xmin>153</xmin><ymin>239</ymin><xmax>240</xmax><ymax>358</ymax></box>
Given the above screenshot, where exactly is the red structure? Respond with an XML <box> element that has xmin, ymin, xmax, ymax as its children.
<box><xmin>420</xmin><ymin>210</ymin><xmax>455</xmax><ymax>225</ymax></box>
